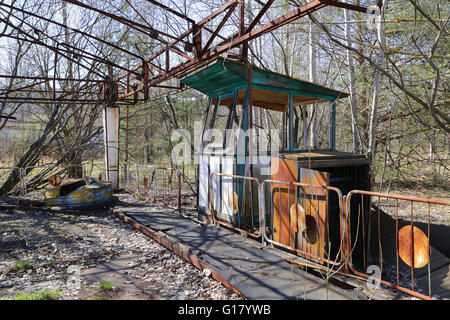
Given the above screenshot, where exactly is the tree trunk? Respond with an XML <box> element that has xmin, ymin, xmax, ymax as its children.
<box><xmin>309</xmin><ymin>21</ymin><xmax>319</xmax><ymax>149</ymax></box>
<box><xmin>344</xmin><ymin>2</ymin><xmax>362</xmax><ymax>154</ymax></box>
<box><xmin>0</xmin><ymin>106</ymin><xmax>60</xmax><ymax>195</ymax></box>
<box><xmin>368</xmin><ymin>1</ymin><xmax>385</xmax><ymax>159</ymax></box>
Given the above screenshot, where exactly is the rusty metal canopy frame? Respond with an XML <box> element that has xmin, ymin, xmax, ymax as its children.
<box><xmin>0</xmin><ymin>0</ymin><xmax>374</xmax><ymax>106</ymax></box>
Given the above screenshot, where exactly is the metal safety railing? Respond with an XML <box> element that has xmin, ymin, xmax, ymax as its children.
<box><xmin>207</xmin><ymin>173</ymin><xmax>349</xmax><ymax>266</ymax></box>
<box><xmin>119</xmin><ymin>162</ymin><xmax>138</xmax><ymax>191</ymax></box>
<box><xmin>345</xmin><ymin>190</ymin><xmax>450</xmax><ymax>300</ymax></box>
<box><xmin>132</xmin><ymin>164</ymin><xmax>182</xmax><ymax>211</ymax></box>
<box><xmin>262</xmin><ymin>180</ymin><xmax>346</xmax><ymax>267</ymax></box>
<box><xmin>209</xmin><ymin>172</ymin><xmax>263</xmax><ymax>238</ymax></box>
<box><xmin>82</xmin><ymin>161</ymin><xmax>106</xmax><ymax>182</ymax></box>
<box><xmin>1</xmin><ymin>161</ymin><xmax>183</xmax><ymax>210</ymax></box>
<box><xmin>207</xmin><ymin>172</ymin><xmax>449</xmax><ymax>299</ymax></box>
<box><xmin>1</xmin><ymin>163</ymin><xmax>89</xmax><ymax>196</ymax></box>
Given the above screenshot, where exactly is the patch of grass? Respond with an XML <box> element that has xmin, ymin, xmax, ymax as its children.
<box><xmin>98</xmin><ymin>281</ymin><xmax>119</xmax><ymax>291</ymax></box>
<box><xmin>10</xmin><ymin>290</ymin><xmax>60</xmax><ymax>300</ymax></box>
<box><xmin>13</xmin><ymin>260</ymin><xmax>32</xmax><ymax>270</ymax></box>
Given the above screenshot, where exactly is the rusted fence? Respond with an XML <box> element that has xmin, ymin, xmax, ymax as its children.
<box><xmin>0</xmin><ymin>163</ymin><xmax>88</xmax><ymax>196</ymax></box>
<box><xmin>209</xmin><ymin>172</ymin><xmax>263</xmax><ymax>238</ymax></box>
<box><xmin>119</xmin><ymin>163</ymin><xmax>183</xmax><ymax>211</ymax></box>
<box><xmin>262</xmin><ymin>180</ymin><xmax>346</xmax><ymax>267</ymax></box>
<box><xmin>207</xmin><ymin>173</ymin><xmax>450</xmax><ymax>300</ymax></box>
<box><xmin>2</xmin><ymin>161</ymin><xmax>448</xmax><ymax>300</ymax></box>
<box><xmin>345</xmin><ymin>190</ymin><xmax>450</xmax><ymax>300</ymax></box>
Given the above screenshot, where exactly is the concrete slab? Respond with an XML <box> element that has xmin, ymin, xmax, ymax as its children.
<box><xmin>81</xmin><ymin>254</ymin><xmax>159</xmax><ymax>300</ymax></box>
<box><xmin>114</xmin><ymin>204</ymin><xmax>357</xmax><ymax>300</ymax></box>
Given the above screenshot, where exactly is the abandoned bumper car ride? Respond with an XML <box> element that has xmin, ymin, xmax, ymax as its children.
<box><xmin>44</xmin><ymin>177</ymin><xmax>116</xmax><ymax>210</ymax></box>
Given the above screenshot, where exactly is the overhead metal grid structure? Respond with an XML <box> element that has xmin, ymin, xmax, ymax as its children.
<box><xmin>0</xmin><ymin>0</ymin><xmax>376</xmax><ymax>106</ymax></box>
<box><xmin>0</xmin><ymin>0</ymin><xmax>377</xmax><ymax>190</ymax></box>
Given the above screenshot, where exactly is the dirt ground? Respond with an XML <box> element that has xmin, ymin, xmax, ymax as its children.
<box><xmin>368</xmin><ymin>181</ymin><xmax>449</xmax><ymax>225</ymax></box>
<box><xmin>0</xmin><ymin>203</ymin><xmax>242</xmax><ymax>300</ymax></box>
<box><xmin>0</xmin><ymin>180</ymin><xmax>448</xmax><ymax>301</ymax></box>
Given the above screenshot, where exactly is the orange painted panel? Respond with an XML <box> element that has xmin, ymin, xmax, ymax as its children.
<box><xmin>271</xmin><ymin>157</ymin><xmax>297</xmax><ymax>246</ymax></box>
<box><xmin>297</xmin><ymin>168</ymin><xmax>329</xmax><ymax>260</ymax></box>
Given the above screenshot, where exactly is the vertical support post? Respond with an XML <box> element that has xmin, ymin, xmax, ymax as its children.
<box><xmin>103</xmin><ymin>66</ymin><xmax>120</xmax><ymax>191</ymax></box>
<box><xmin>153</xmin><ymin>168</ymin><xmax>158</xmax><ymax>202</ymax></box>
<box><xmin>302</xmin><ymin>106</ymin><xmax>308</xmax><ymax>150</ymax></box>
<box><xmin>124</xmin><ymin>104</ymin><xmax>129</xmax><ymax>183</ymax></box>
<box><xmin>258</xmin><ymin>182</ymin><xmax>266</xmax><ymax>245</ymax></box>
<box><xmin>329</xmin><ymin>100</ymin><xmax>336</xmax><ymax>151</ymax></box>
<box><xmin>103</xmin><ymin>106</ymin><xmax>120</xmax><ymax>191</ymax></box>
<box><xmin>247</xmin><ymin>69</ymin><xmax>253</xmax><ymax>179</ymax></box>
<box><xmin>288</xmin><ymin>93</ymin><xmax>294</xmax><ymax>150</ymax></box>
<box><xmin>165</xmin><ymin>49</ymin><xmax>170</xmax><ymax>73</ymax></box>
<box><xmin>239</xmin><ymin>0</ymin><xmax>248</xmax><ymax>58</ymax></box>
<box><xmin>193</xmin><ymin>24</ymin><xmax>202</xmax><ymax>59</ymax></box>
<box><xmin>136</xmin><ymin>163</ymin><xmax>140</xmax><ymax>194</ymax></box>
<box><xmin>342</xmin><ymin>195</ymin><xmax>350</xmax><ymax>273</ymax></box>
<box><xmin>177</xmin><ymin>170</ymin><xmax>182</xmax><ymax>211</ymax></box>
<box><xmin>282</xmin><ymin>108</ymin><xmax>287</xmax><ymax>150</ymax></box>
<box><xmin>143</xmin><ymin>61</ymin><xmax>149</xmax><ymax>100</ymax></box>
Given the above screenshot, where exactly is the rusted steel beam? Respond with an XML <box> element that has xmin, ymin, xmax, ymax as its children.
<box><xmin>0</xmin><ymin>75</ymin><xmax>103</xmax><ymax>82</ymax></box>
<box><xmin>319</xmin><ymin>0</ymin><xmax>370</xmax><ymax>13</ymax></box>
<box><xmin>197</xmin><ymin>0</ymin><xmax>238</xmax><ymax>26</ymax></box>
<box><xmin>193</xmin><ymin>24</ymin><xmax>202</xmax><ymax>60</ymax></box>
<box><xmin>111</xmin><ymin>209</ymin><xmax>246</xmax><ymax>299</ymax></box>
<box><xmin>239</xmin><ymin>0</ymin><xmax>248</xmax><ymax>58</ymax></box>
<box><xmin>118</xmin><ymin>0</ymin><xmax>372</xmax><ymax>99</ymax></box>
<box><xmin>0</xmin><ymin>80</ymin><xmax>47</xmax><ymax>95</ymax></box>
<box><xmin>0</xmin><ymin>5</ymin><xmax>135</xmax><ymax>75</ymax></box>
<box><xmin>0</xmin><ymin>89</ymin><xmax>99</xmax><ymax>95</ymax></box>
<box><xmin>201</xmin><ymin>1</ymin><xmax>238</xmax><ymax>55</ymax></box>
<box><xmin>64</xmin><ymin>0</ymin><xmax>189</xmax><ymax>45</ymax></box>
<box><xmin>1</xmin><ymin>32</ymin><xmax>136</xmax><ymax>76</ymax></box>
<box><xmin>203</xmin><ymin>26</ymin><xmax>227</xmax><ymax>41</ymax></box>
<box><xmin>0</xmin><ymin>115</ymin><xmax>17</xmax><ymax>120</ymax></box>
<box><xmin>169</xmin><ymin>47</ymin><xmax>193</xmax><ymax>61</ymax></box>
<box><xmin>0</xmin><ymin>1</ymin><xmax>144</xmax><ymax>61</ymax></box>
<box><xmin>148</xmin><ymin>0</ymin><xmax>326</xmax><ymax>86</ymax></box>
<box><xmin>145</xmin><ymin>0</ymin><xmax>195</xmax><ymax>23</ymax></box>
<box><xmin>244</xmin><ymin>0</ymin><xmax>275</xmax><ymax>34</ymax></box>
<box><xmin>0</xmin><ymin>15</ymin><xmax>106</xmax><ymax>79</ymax></box>
<box><xmin>165</xmin><ymin>50</ymin><xmax>170</xmax><ymax>73</ymax></box>
<box><xmin>0</xmin><ymin>80</ymin><xmax>102</xmax><ymax>104</ymax></box>
<box><xmin>64</xmin><ymin>0</ymin><xmax>152</xmax><ymax>35</ymax></box>
<box><xmin>143</xmin><ymin>62</ymin><xmax>149</xmax><ymax>100</ymax></box>
<box><xmin>0</xmin><ymin>97</ymin><xmax>100</xmax><ymax>104</ymax></box>
<box><xmin>0</xmin><ymin>98</ymin><xmax>137</xmax><ymax>105</ymax></box>
<box><xmin>116</xmin><ymin>27</ymin><xmax>193</xmax><ymax>82</ymax></box>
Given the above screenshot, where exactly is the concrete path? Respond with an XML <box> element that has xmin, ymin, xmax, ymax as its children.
<box><xmin>112</xmin><ymin>203</ymin><xmax>359</xmax><ymax>300</ymax></box>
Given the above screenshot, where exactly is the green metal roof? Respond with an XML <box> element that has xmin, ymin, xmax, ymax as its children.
<box><xmin>181</xmin><ymin>57</ymin><xmax>349</xmax><ymax>102</ymax></box>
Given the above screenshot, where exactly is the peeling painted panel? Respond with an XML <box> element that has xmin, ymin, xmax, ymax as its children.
<box><xmin>297</xmin><ymin>168</ymin><xmax>330</xmax><ymax>260</ymax></box>
<box><xmin>103</xmin><ymin>106</ymin><xmax>120</xmax><ymax>190</ymax></box>
<box><xmin>221</xmin><ymin>155</ymin><xmax>234</xmax><ymax>219</ymax></box>
<box><xmin>198</xmin><ymin>154</ymin><xmax>209</xmax><ymax>210</ymax></box>
<box><xmin>210</xmin><ymin>155</ymin><xmax>221</xmax><ymax>213</ymax></box>
<box><xmin>270</xmin><ymin>157</ymin><xmax>298</xmax><ymax>246</ymax></box>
